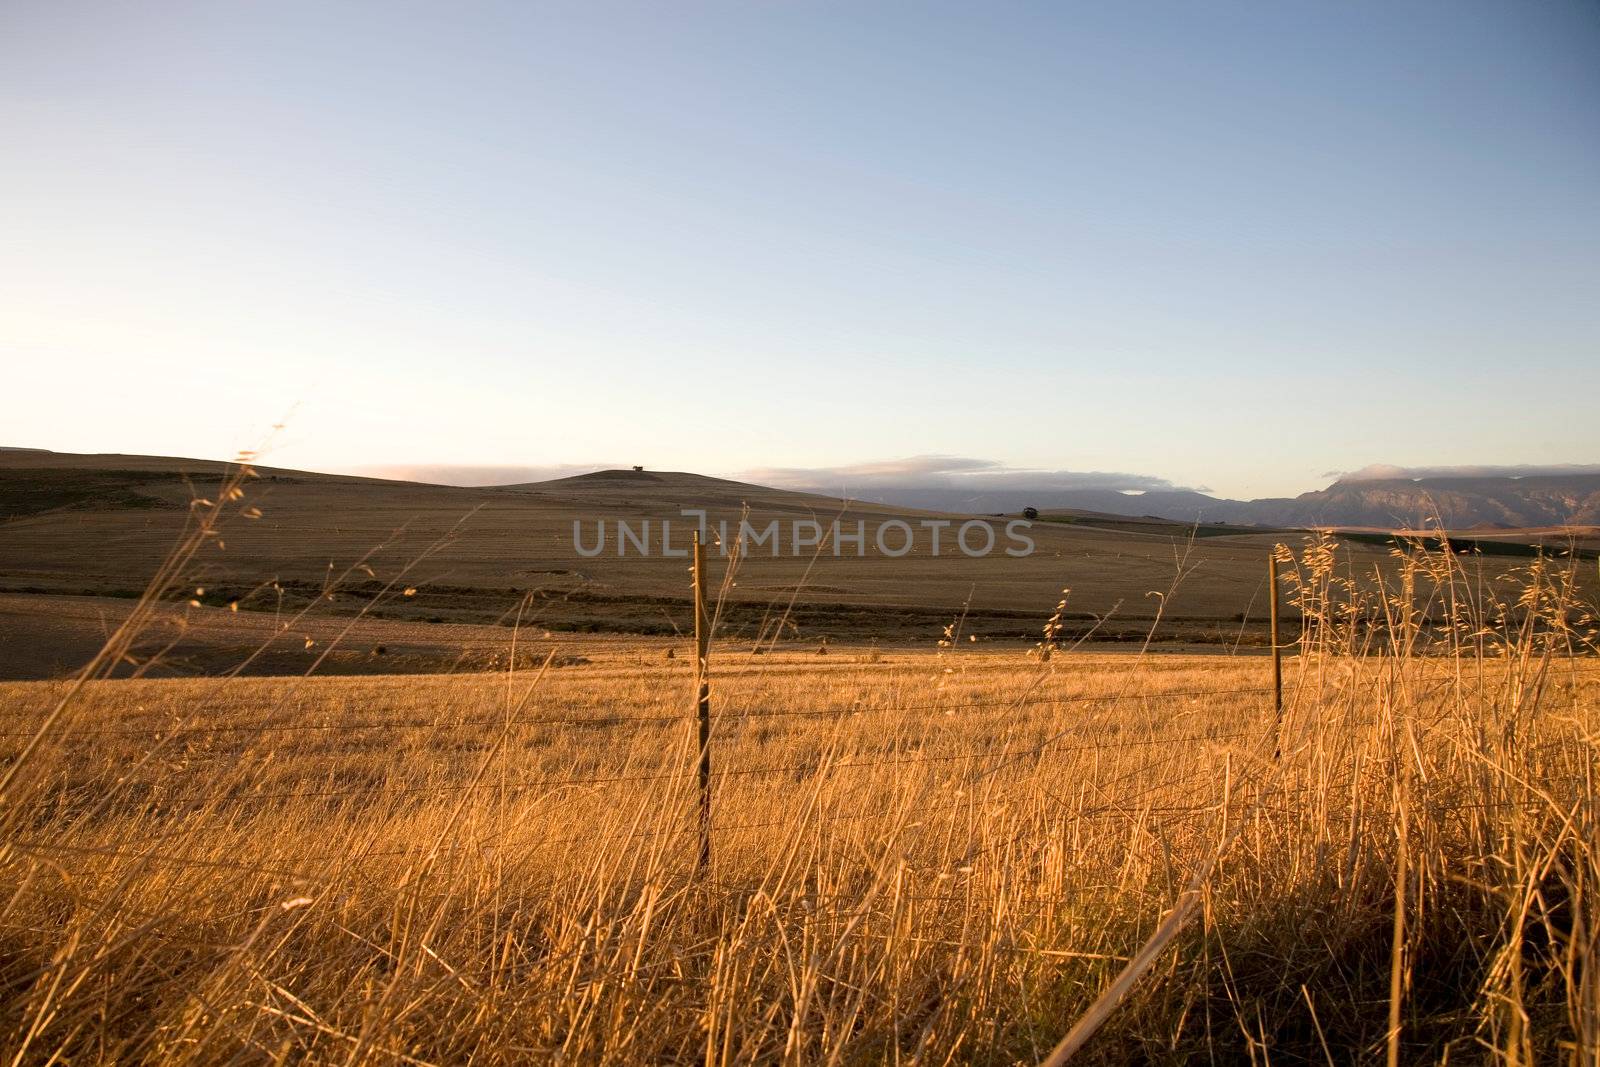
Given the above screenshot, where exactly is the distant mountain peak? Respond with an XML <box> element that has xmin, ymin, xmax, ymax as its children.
<box><xmin>847</xmin><ymin>470</ymin><xmax>1600</xmax><ymax>531</ymax></box>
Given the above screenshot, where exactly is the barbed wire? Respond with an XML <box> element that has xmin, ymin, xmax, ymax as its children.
<box><xmin>10</xmin><ymin>660</ymin><xmax>1596</xmax><ymax>743</ymax></box>
<box><xmin>6</xmin><ymin>658</ymin><xmax>1593</xmax><ymax>890</ymax></box>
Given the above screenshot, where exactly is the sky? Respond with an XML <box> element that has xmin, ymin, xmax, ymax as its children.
<box><xmin>3</xmin><ymin>1</ymin><xmax>1598</xmax><ymax>500</ymax></box>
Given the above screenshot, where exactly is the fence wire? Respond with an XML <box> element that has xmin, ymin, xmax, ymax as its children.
<box><xmin>4</xmin><ymin>658</ymin><xmax>1595</xmax><ymax>890</ymax></box>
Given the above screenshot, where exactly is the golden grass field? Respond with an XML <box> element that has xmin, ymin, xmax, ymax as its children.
<box><xmin>4</xmin><ymin>618</ymin><xmax>1600</xmax><ymax>1061</ymax></box>
<box><xmin>1</xmin><ymin>458</ymin><xmax>1598</xmax><ymax>1063</ymax></box>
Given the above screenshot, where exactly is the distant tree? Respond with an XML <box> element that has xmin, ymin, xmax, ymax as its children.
<box><xmin>1023</xmin><ymin>506</ymin><xmax>1039</xmax><ymax>521</ymax></box>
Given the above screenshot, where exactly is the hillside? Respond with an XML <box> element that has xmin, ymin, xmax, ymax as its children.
<box><xmin>0</xmin><ymin>450</ymin><xmax>1292</xmax><ymax>623</ymax></box>
<box><xmin>1</xmin><ymin>450</ymin><xmax>1589</xmax><ymax>678</ymax></box>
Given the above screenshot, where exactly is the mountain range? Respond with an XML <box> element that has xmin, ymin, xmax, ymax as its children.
<box><xmin>851</xmin><ymin>473</ymin><xmax>1600</xmax><ymax>530</ymax></box>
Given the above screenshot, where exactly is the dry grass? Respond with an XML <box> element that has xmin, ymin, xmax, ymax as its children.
<box><xmin>0</xmin><ymin>486</ymin><xmax>1597</xmax><ymax>1063</ymax></box>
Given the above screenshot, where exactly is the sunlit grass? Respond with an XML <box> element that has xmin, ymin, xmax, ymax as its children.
<box><xmin>0</xmin><ymin>488</ymin><xmax>1597</xmax><ymax>1063</ymax></box>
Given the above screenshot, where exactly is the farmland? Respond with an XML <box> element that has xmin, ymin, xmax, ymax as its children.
<box><xmin>3</xmin><ymin>452</ymin><xmax>1590</xmax><ymax>680</ymax></box>
<box><xmin>0</xmin><ymin>454</ymin><xmax>1598</xmax><ymax>1062</ymax></box>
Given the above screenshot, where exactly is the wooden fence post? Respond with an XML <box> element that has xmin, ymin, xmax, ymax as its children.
<box><xmin>692</xmin><ymin>533</ymin><xmax>712</xmax><ymax>872</ymax></box>
<box><xmin>1270</xmin><ymin>552</ymin><xmax>1283</xmax><ymax>760</ymax></box>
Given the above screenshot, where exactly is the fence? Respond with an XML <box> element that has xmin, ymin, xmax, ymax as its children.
<box><xmin>5</xmin><ymin>546</ymin><xmax>1599</xmax><ymax>1067</ymax></box>
<box><xmin>5</xmin><ymin>545</ymin><xmax>1598</xmax><ymax>883</ymax></box>
<box><xmin>7</xmin><ymin>660</ymin><xmax>1596</xmax><ymax>883</ymax></box>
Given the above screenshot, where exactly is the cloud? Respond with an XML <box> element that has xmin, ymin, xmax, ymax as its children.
<box><xmin>734</xmin><ymin>455</ymin><xmax>1187</xmax><ymax>494</ymax></box>
<box><xmin>1334</xmin><ymin>462</ymin><xmax>1600</xmax><ymax>483</ymax></box>
<box><xmin>350</xmin><ymin>463</ymin><xmax>617</xmax><ymax>486</ymax></box>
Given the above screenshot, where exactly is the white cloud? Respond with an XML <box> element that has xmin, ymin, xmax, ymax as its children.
<box><xmin>733</xmin><ymin>455</ymin><xmax>1188</xmax><ymax>495</ymax></box>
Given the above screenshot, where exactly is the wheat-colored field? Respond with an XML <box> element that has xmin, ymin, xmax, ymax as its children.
<box><xmin>3</xmin><ymin>600</ymin><xmax>1599</xmax><ymax>1063</ymax></box>
<box><xmin>1</xmin><ymin>467</ymin><xmax>1597</xmax><ymax>1062</ymax></box>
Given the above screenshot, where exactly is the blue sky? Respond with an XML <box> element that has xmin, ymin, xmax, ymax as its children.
<box><xmin>3</xmin><ymin>1</ymin><xmax>1597</xmax><ymax>498</ymax></box>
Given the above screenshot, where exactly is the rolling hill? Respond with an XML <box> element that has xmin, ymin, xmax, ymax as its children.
<box><xmin>0</xmin><ymin>450</ymin><xmax>1589</xmax><ymax>678</ymax></box>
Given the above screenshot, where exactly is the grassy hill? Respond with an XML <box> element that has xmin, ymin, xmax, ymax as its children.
<box><xmin>1</xmin><ymin>451</ymin><xmax>1587</xmax><ymax>677</ymax></box>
